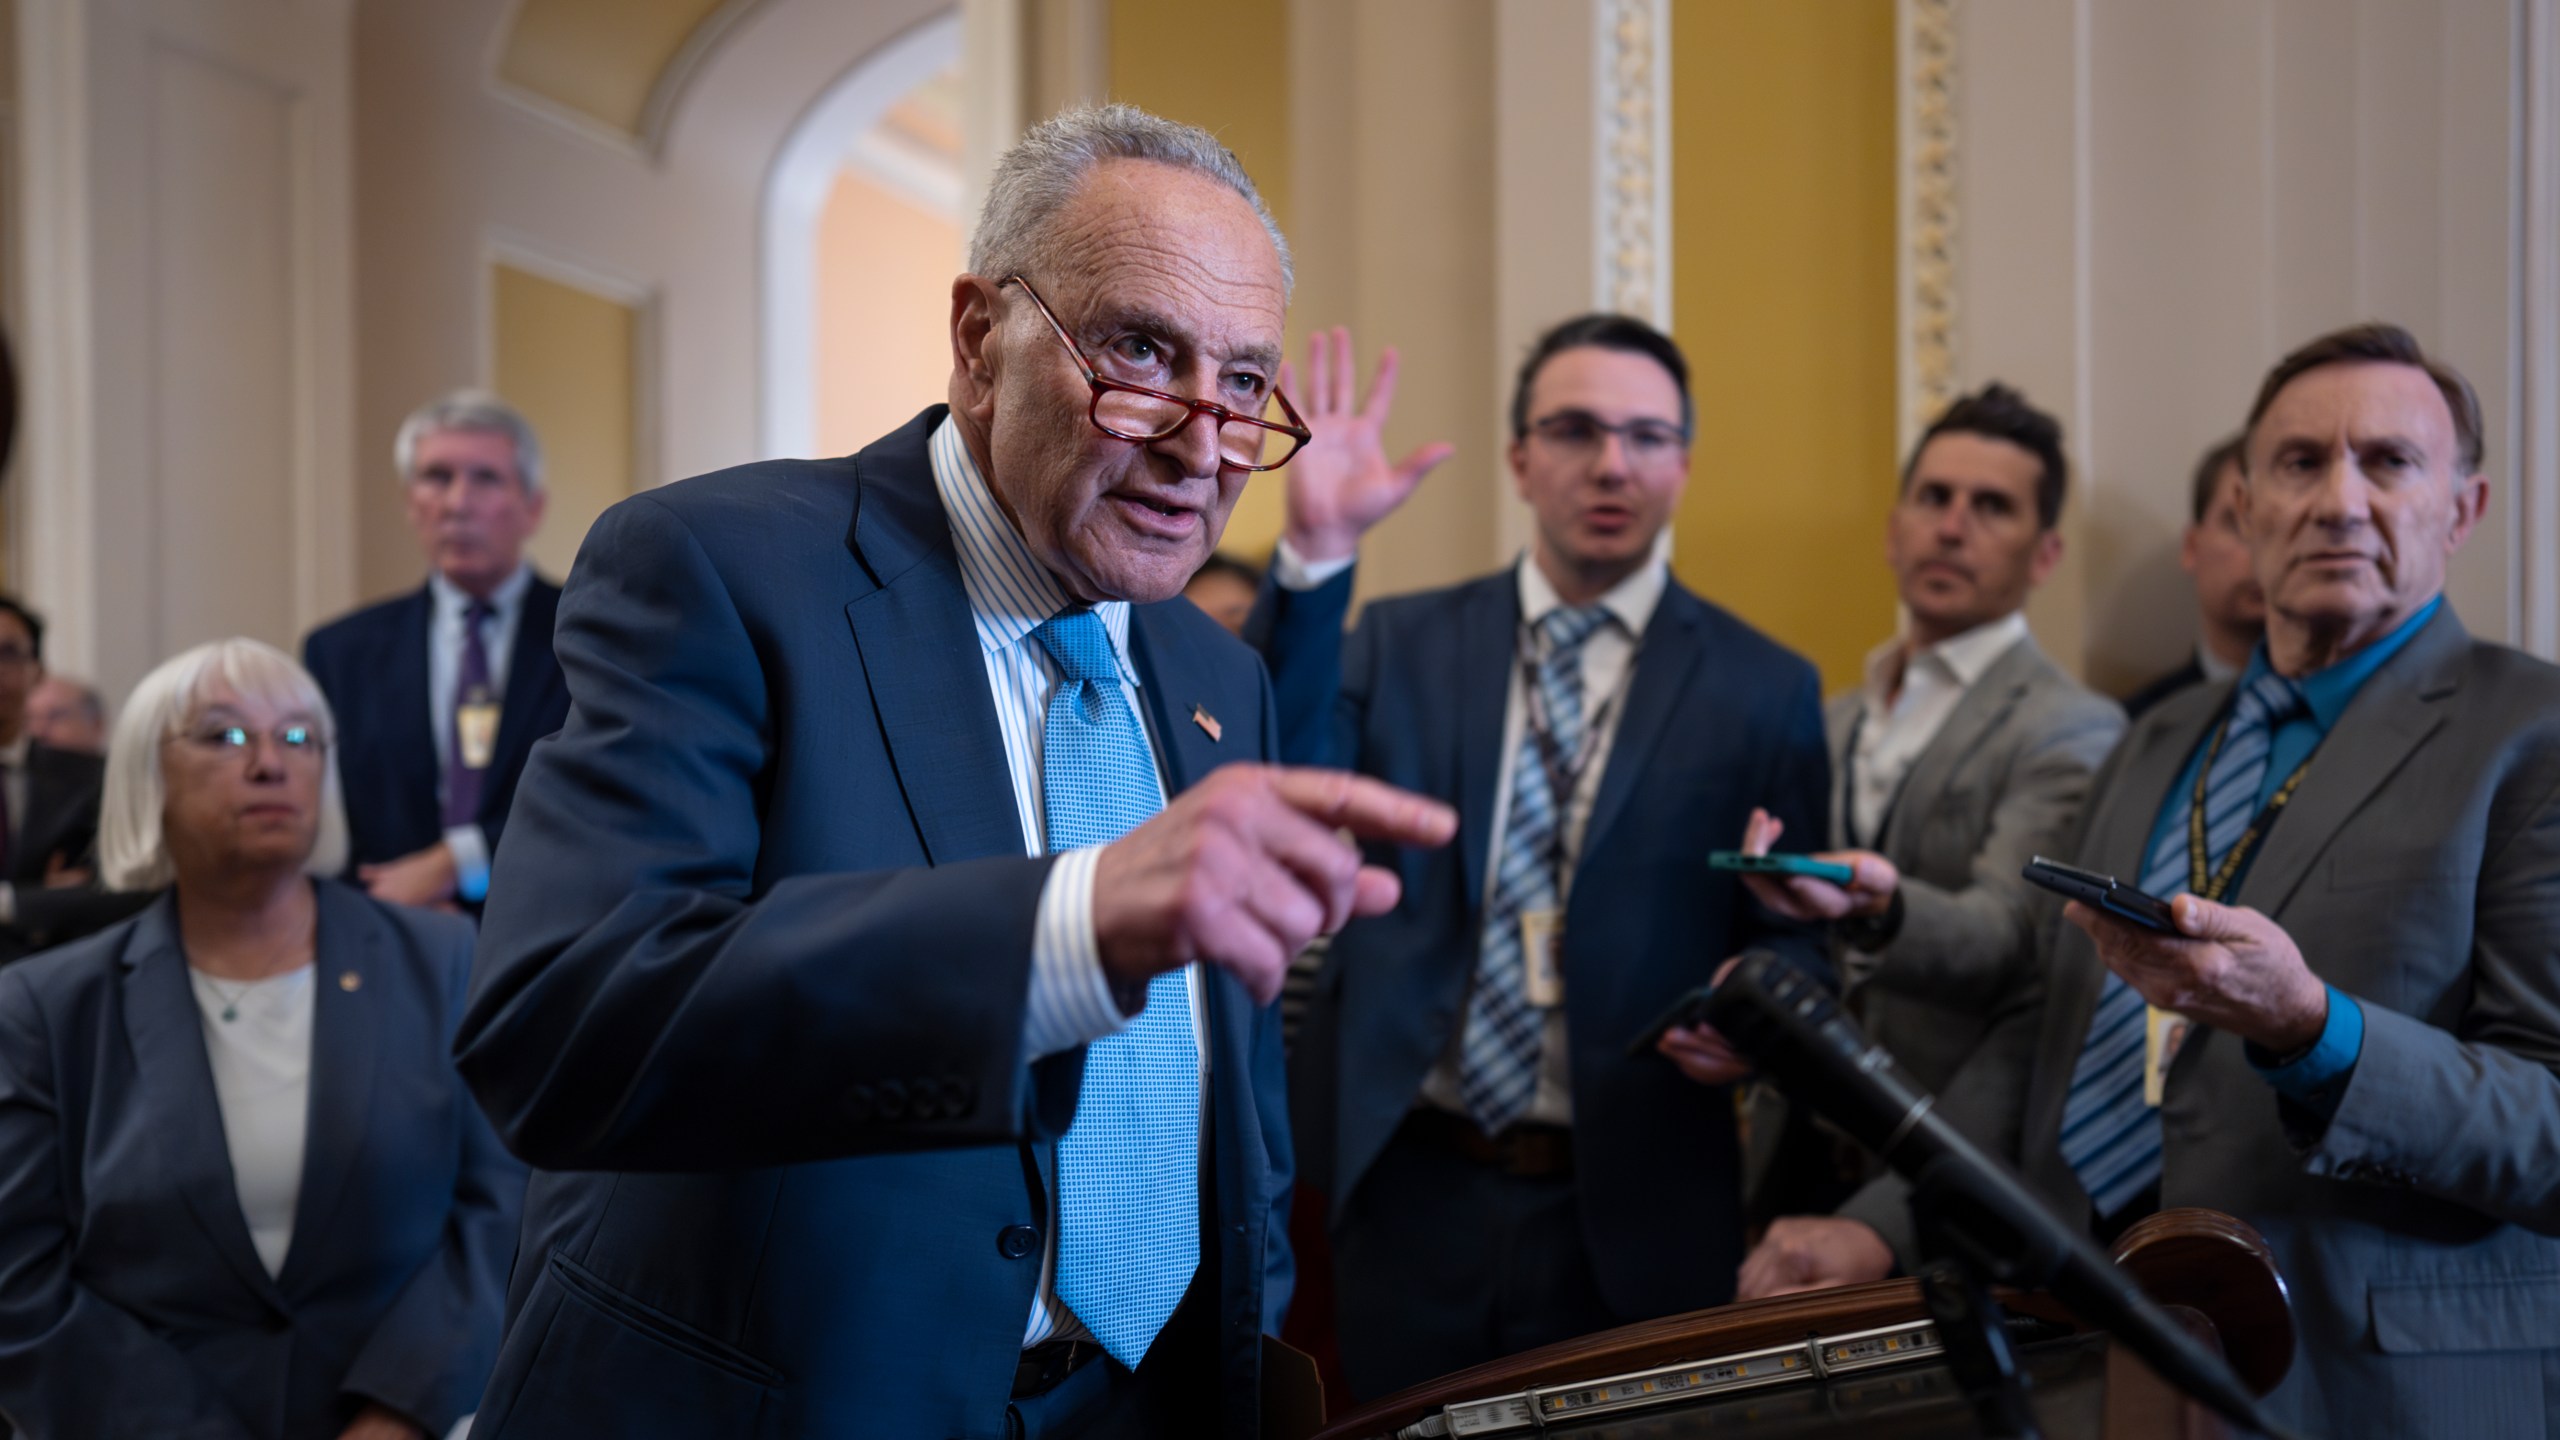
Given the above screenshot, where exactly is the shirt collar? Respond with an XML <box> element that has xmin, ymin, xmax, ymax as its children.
<box><xmin>2196</xmin><ymin>641</ymin><xmax>2243</xmax><ymax>684</ymax></box>
<box><xmin>0</xmin><ymin>734</ymin><xmax>27</xmax><ymax>769</ymax></box>
<box><xmin>1864</xmin><ymin>610</ymin><xmax>2029</xmax><ymax>702</ymax></box>
<box><xmin>928</xmin><ymin>415</ymin><xmax>1138</xmax><ymax>687</ymax></box>
<box><xmin>428</xmin><ymin>562</ymin><xmax>533</xmax><ymax>622</ymax></box>
<box><xmin>2241</xmin><ymin>593</ymin><xmax>2443</xmax><ymax>732</ymax></box>
<box><xmin>1513</xmin><ymin>551</ymin><xmax>1668</xmax><ymax>640</ymax></box>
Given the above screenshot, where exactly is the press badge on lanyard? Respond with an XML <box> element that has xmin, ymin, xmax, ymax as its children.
<box><xmin>456</xmin><ymin>687</ymin><xmax>501</xmax><ymax>772</ymax></box>
<box><xmin>1512</xmin><ymin>622</ymin><xmax>1635</xmax><ymax>1011</ymax></box>
<box><xmin>2145</xmin><ymin>709</ymin><xmax>2315</xmax><ymax>1106</ymax></box>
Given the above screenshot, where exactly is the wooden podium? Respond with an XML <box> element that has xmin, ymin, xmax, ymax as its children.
<box><xmin>1298</xmin><ymin>1209</ymin><xmax>2292</xmax><ymax>1440</ymax></box>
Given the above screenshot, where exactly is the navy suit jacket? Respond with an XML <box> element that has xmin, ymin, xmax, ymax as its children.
<box><xmin>456</xmin><ymin>408</ymin><xmax>1295</xmax><ymax>1440</ymax></box>
<box><xmin>0</xmin><ymin>881</ymin><xmax>524</xmax><ymax>1439</ymax></box>
<box><xmin>1250</xmin><ymin>566</ymin><xmax>1830</xmax><ymax>1321</ymax></box>
<box><xmin>302</xmin><ymin>576</ymin><xmax>568</xmax><ymax>872</ymax></box>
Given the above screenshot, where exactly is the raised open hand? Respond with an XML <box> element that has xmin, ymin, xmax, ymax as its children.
<box><xmin>1276</xmin><ymin>327</ymin><xmax>1456</xmax><ymax>563</ymax></box>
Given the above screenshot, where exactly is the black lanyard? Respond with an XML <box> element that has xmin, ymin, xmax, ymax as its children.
<box><xmin>2185</xmin><ymin>706</ymin><xmax>2316</xmax><ymax>901</ymax></box>
<box><xmin>1514</xmin><ymin>619</ymin><xmax>1636</xmax><ymax>892</ymax></box>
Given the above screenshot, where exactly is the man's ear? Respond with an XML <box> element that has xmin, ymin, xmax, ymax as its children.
<box><xmin>948</xmin><ymin>275</ymin><xmax>1002</xmax><ymax>421</ymax></box>
<box><xmin>2028</xmin><ymin>524</ymin><xmax>2065</xmax><ymax>589</ymax></box>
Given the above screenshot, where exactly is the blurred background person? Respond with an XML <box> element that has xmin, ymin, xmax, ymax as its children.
<box><xmin>1711</xmin><ymin>384</ymin><xmax>2122</xmax><ymax>1294</ymax></box>
<box><xmin>0</xmin><ymin>597</ymin><xmax>147</xmax><ymax>966</ymax></box>
<box><xmin>1181</xmin><ymin>551</ymin><xmax>1264</xmax><ymax>636</ymax></box>
<box><xmin>0</xmin><ymin>638</ymin><xmax>522</xmax><ymax>1439</ymax></box>
<box><xmin>23</xmin><ymin>675</ymin><xmax>107</xmax><ymax>756</ymax></box>
<box><xmin>302</xmin><ymin>392</ymin><xmax>568</xmax><ymax>911</ymax></box>
<box><xmin>2123</xmin><ymin>435</ymin><xmax>2267</xmax><ymax>719</ymax></box>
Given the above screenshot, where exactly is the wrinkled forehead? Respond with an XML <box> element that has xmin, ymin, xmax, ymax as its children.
<box><xmin>2251</xmin><ymin>361</ymin><xmax>2459</xmax><ymax>458</ymax></box>
<box><xmin>184</xmin><ymin>667</ymin><xmax>327</xmax><ymax>733</ymax></box>
<box><xmin>1035</xmin><ymin>161</ymin><xmax>1289</xmax><ymax>365</ymax></box>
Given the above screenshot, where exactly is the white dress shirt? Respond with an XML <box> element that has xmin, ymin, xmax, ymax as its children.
<box><xmin>189</xmin><ymin>963</ymin><xmax>315</xmax><ymax>1278</ymax></box>
<box><xmin>925</xmin><ymin>417</ymin><xmax>1208</xmax><ymax>1349</ymax></box>
<box><xmin>0</xmin><ymin>736</ymin><xmax>29</xmax><ymax>923</ymax></box>
<box><xmin>427</xmin><ymin>564</ymin><xmax>533</xmax><ymax>900</ymax></box>
<box><xmin>1844</xmin><ymin>611</ymin><xmax>2030</xmax><ymax>846</ymax></box>
<box><xmin>2196</xmin><ymin>639</ymin><xmax>2242</xmax><ymax>685</ymax></box>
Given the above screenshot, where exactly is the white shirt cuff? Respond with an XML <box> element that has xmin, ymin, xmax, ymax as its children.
<box><xmin>1021</xmin><ymin>846</ymin><xmax>1131</xmax><ymax>1061</ymax></box>
<box><xmin>1270</xmin><ymin>537</ymin><xmax>1356</xmax><ymax>591</ymax></box>
<box><xmin>444</xmin><ymin>824</ymin><xmax>492</xmax><ymax>903</ymax></box>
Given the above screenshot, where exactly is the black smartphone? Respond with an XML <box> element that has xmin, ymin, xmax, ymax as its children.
<box><xmin>2021</xmin><ymin>856</ymin><xmax>2180</xmax><ymax>933</ymax></box>
<box><xmin>1708</xmin><ymin>850</ymin><xmax>1859</xmax><ymax>886</ymax></box>
<box><xmin>1625</xmin><ymin>981</ymin><xmax>1719</xmax><ymax>1059</ymax></box>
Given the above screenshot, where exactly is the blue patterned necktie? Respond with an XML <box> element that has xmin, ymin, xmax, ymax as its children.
<box><xmin>2060</xmin><ymin>669</ymin><xmax>2307</xmax><ymax>1219</ymax></box>
<box><xmin>1030</xmin><ymin>609</ymin><xmax>1197</xmax><ymax>1369</ymax></box>
<box><xmin>1458</xmin><ymin>603</ymin><xmax>1614</xmax><ymax>1135</ymax></box>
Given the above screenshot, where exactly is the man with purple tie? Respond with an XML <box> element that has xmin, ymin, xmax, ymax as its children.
<box><xmin>302</xmin><ymin>392</ymin><xmax>569</xmax><ymax>910</ymax></box>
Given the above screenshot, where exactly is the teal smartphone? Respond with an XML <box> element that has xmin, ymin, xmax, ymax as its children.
<box><xmin>1708</xmin><ymin>850</ymin><xmax>1857</xmax><ymax>887</ymax></box>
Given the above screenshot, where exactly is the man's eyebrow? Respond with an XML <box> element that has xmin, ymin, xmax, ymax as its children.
<box><xmin>1085</xmin><ymin>304</ymin><xmax>1282</xmax><ymax>372</ymax></box>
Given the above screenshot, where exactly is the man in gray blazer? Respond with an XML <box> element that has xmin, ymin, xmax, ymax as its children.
<box><xmin>1701</xmin><ymin>383</ymin><xmax>2124</xmax><ymax>1295</ymax></box>
<box><xmin>1744</xmin><ymin>323</ymin><xmax>2560</xmax><ymax>1438</ymax></box>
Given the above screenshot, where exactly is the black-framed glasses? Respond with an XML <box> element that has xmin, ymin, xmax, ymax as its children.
<box><xmin>1527</xmin><ymin>410</ymin><xmax>1690</xmax><ymax>469</ymax></box>
<box><xmin>172</xmin><ymin>723</ymin><xmax>329</xmax><ymax>762</ymax></box>
<box><xmin>1002</xmin><ymin>275</ymin><xmax>1312</xmax><ymax>472</ymax></box>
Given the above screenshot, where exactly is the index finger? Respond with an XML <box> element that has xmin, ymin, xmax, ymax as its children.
<box><xmin>1269</xmin><ymin>767</ymin><xmax>1457</xmax><ymax>847</ymax></box>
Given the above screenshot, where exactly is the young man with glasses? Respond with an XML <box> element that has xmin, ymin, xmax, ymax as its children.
<box><xmin>0</xmin><ymin>595</ymin><xmax>146</xmax><ymax>963</ymax></box>
<box><xmin>1248</xmin><ymin>313</ymin><xmax>1831</xmax><ymax>1400</ymax></box>
<box><xmin>455</xmin><ymin>105</ymin><xmax>1455</xmax><ymax>1440</ymax></box>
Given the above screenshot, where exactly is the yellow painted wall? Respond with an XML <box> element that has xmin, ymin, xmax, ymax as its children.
<box><xmin>1671</xmin><ymin>1</ymin><xmax>1900</xmax><ymax>692</ymax></box>
<box><xmin>1106</xmin><ymin>0</ymin><xmax>1293</xmax><ymax>564</ymax></box>
<box><xmin>814</xmin><ymin>169</ymin><xmax>962</xmax><ymax>458</ymax></box>
<box><xmin>492</xmin><ymin>263</ymin><xmax>636</xmax><ymax>583</ymax></box>
<box><xmin>498</xmin><ymin>0</ymin><xmax>728</xmax><ymax>138</ymax></box>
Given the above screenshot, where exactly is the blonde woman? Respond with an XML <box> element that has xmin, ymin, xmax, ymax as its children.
<box><xmin>0</xmin><ymin>639</ymin><xmax>521</xmax><ymax>1439</ymax></box>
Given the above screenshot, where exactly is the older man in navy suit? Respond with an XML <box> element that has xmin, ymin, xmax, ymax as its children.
<box><xmin>1247</xmin><ymin>315</ymin><xmax>1832</xmax><ymax>1400</ymax></box>
<box><xmin>456</xmin><ymin>106</ymin><xmax>1453</xmax><ymax>1440</ymax></box>
<box><xmin>302</xmin><ymin>392</ymin><xmax>569</xmax><ymax>910</ymax></box>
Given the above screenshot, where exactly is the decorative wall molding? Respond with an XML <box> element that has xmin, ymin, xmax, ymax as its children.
<box><xmin>2521</xmin><ymin>0</ymin><xmax>2559</xmax><ymax>661</ymax></box>
<box><xmin>1898</xmin><ymin>0</ymin><xmax>1959</xmax><ymax>443</ymax></box>
<box><xmin>1592</xmin><ymin>0</ymin><xmax>1671</xmax><ymax>326</ymax></box>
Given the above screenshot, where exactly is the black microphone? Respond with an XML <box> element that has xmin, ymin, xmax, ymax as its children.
<box><xmin>1705</xmin><ymin>949</ymin><xmax>2293</xmax><ymax>1439</ymax></box>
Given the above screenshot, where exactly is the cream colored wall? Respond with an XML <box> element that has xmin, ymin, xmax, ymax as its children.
<box><xmin>813</xmin><ymin>169</ymin><xmax>964</xmax><ymax>459</ymax></box>
<box><xmin>498</xmin><ymin>0</ymin><xmax>734</xmax><ymax>140</ymax></box>
<box><xmin>493</xmin><ymin>262</ymin><xmax>638</xmax><ymax>583</ymax></box>
<box><xmin>353</xmin><ymin>0</ymin><xmax>948</xmax><ymax>602</ymax></box>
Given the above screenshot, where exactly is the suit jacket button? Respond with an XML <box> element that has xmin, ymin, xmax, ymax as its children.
<box><xmin>998</xmin><ymin>1225</ymin><xmax>1039</xmax><ymax>1260</ymax></box>
<box><xmin>843</xmin><ymin>1083</ymin><xmax>876</xmax><ymax>1123</ymax></box>
<box><xmin>877</xmin><ymin>1079</ymin><xmax>910</xmax><ymax>1122</ymax></box>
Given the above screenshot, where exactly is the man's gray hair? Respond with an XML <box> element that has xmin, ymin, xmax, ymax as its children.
<box><xmin>969</xmin><ymin>103</ymin><xmax>1292</xmax><ymax>296</ymax></box>
<box><xmin>394</xmin><ymin>389</ymin><xmax>545</xmax><ymax>494</ymax></box>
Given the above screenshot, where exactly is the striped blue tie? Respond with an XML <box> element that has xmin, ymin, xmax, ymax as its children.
<box><xmin>1032</xmin><ymin>610</ymin><xmax>1197</xmax><ymax>1369</ymax></box>
<box><xmin>1459</xmin><ymin>604</ymin><xmax>1612</xmax><ymax>1135</ymax></box>
<box><xmin>2059</xmin><ymin>669</ymin><xmax>2305</xmax><ymax>1219</ymax></box>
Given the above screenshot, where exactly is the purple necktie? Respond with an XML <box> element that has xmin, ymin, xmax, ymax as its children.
<box><xmin>443</xmin><ymin>600</ymin><xmax>495</xmax><ymax>828</ymax></box>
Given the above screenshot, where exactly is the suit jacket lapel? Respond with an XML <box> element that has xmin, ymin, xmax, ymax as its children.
<box><xmin>2236</xmin><ymin>607</ymin><xmax>2465</xmax><ymax>921</ymax></box>
<box><xmin>277</xmin><ymin>884</ymin><xmax>381</xmax><ymax>1296</ymax></box>
<box><xmin>1455</xmin><ymin>579</ymin><xmax>1520</xmax><ymax>913</ymax></box>
<box><xmin>15</xmin><ymin>748</ymin><xmax>72</xmax><ymax>877</ymax></box>
<box><xmin>840</xmin><ymin>419</ymin><xmax>1027</xmax><ymax>866</ymax></box>
<box><xmin>485</xmin><ymin>578</ymin><xmax>565</xmax><ymax>795</ymax></box>
<box><xmin>2055</xmin><ymin>694</ymin><xmax>2228</xmax><ymax>1033</ymax></box>
<box><xmin>1879</xmin><ymin>638</ymin><xmax>2039</xmax><ymax>855</ymax></box>
<box><xmin>389</xmin><ymin>587</ymin><xmax>438</xmax><ymax>806</ymax></box>
<box><xmin>1129</xmin><ymin>607</ymin><xmax>1226</xmax><ymax>794</ymax></box>
<box><xmin>1581</xmin><ymin>585</ymin><xmax>1706</xmax><ymax>861</ymax></box>
<box><xmin>116</xmin><ymin>897</ymin><xmax>289</xmax><ymax>1309</ymax></box>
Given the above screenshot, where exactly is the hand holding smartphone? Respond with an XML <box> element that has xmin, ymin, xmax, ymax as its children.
<box><xmin>1708</xmin><ymin>850</ymin><xmax>1858</xmax><ymax>887</ymax></box>
<box><xmin>2020</xmin><ymin>856</ymin><xmax>2180</xmax><ymax>933</ymax></box>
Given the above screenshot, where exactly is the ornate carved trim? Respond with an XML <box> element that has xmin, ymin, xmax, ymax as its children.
<box><xmin>1900</xmin><ymin>0</ymin><xmax>1959</xmax><ymax>440</ymax></box>
<box><xmin>1594</xmin><ymin>0</ymin><xmax>1672</xmax><ymax>326</ymax></box>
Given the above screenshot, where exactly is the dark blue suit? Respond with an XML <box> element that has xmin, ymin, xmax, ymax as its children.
<box><xmin>1251</xmin><ymin>565</ymin><xmax>1829</xmax><ymax>1385</ymax></box>
<box><xmin>301</xmin><ymin>576</ymin><xmax>568</xmax><ymax>872</ymax></box>
<box><xmin>0</xmin><ymin>881</ymin><xmax>524</xmax><ymax>1439</ymax></box>
<box><xmin>456</xmin><ymin>408</ymin><xmax>1295</xmax><ymax>1439</ymax></box>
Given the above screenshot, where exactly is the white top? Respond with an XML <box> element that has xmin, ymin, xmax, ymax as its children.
<box><xmin>0</xmin><ymin>735</ymin><xmax>28</xmax><ymax>923</ymax></box>
<box><xmin>924</xmin><ymin>417</ymin><xmax>1208</xmax><ymax>1350</ymax></box>
<box><xmin>1845</xmin><ymin>611</ymin><xmax>2031</xmax><ymax>846</ymax></box>
<box><xmin>1417</xmin><ymin>551</ymin><xmax>1667</xmax><ymax>1127</ymax></box>
<box><xmin>427</xmin><ymin>562</ymin><xmax>534</xmax><ymax>899</ymax></box>
<box><xmin>188</xmin><ymin>964</ymin><xmax>316</xmax><ymax>1278</ymax></box>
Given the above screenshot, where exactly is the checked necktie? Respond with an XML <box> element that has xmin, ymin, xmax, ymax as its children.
<box><xmin>2060</xmin><ymin>668</ymin><xmax>2307</xmax><ymax>1220</ymax></box>
<box><xmin>1031</xmin><ymin>609</ymin><xmax>1198</xmax><ymax>1370</ymax></box>
<box><xmin>1458</xmin><ymin>603</ymin><xmax>1613</xmax><ymax>1136</ymax></box>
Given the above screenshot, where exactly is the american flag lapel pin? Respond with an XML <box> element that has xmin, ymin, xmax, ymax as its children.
<box><xmin>1191</xmin><ymin>703</ymin><xmax>1223</xmax><ymax>743</ymax></box>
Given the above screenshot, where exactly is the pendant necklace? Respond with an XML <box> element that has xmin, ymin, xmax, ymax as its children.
<box><xmin>204</xmin><ymin>975</ymin><xmax>256</xmax><ymax>1023</ymax></box>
